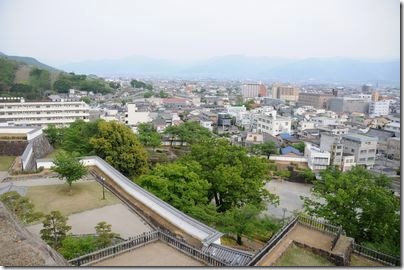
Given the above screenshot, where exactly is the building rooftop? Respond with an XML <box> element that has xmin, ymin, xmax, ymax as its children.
<box><xmin>342</xmin><ymin>133</ymin><xmax>378</xmax><ymax>142</ymax></box>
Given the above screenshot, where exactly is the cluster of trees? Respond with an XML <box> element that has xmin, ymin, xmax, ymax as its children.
<box><xmin>130</xmin><ymin>79</ymin><xmax>152</xmax><ymax>90</ymax></box>
<box><xmin>163</xmin><ymin>121</ymin><xmax>213</xmax><ymax>146</ymax></box>
<box><xmin>250</xmin><ymin>141</ymin><xmax>278</xmax><ymax>159</ymax></box>
<box><xmin>53</xmin><ymin>72</ymin><xmax>113</xmax><ymax>94</ymax></box>
<box><xmin>136</xmin><ymin>132</ymin><xmax>280</xmax><ymax>244</ymax></box>
<box><xmin>137</xmin><ymin>123</ymin><xmax>161</xmax><ymax>150</ymax></box>
<box><xmin>0</xmin><ymin>191</ymin><xmax>43</xmax><ymax>224</ymax></box>
<box><xmin>303</xmin><ymin>166</ymin><xmax>400</xmax><ymax>256</ymax></box>
<box><xmin>39</xmin><ymin>210</ymin><xmax>119</xmax><ymax>259</ymax></box>
<box><xmin>45</xmin><ymin>120</ymin><xmax>149</xmax><ymax>178</ymax></box>
<box><xmin>143</xmin><ymin>90</ymin><xmax>168</xmax><ymax>98</ymax></box>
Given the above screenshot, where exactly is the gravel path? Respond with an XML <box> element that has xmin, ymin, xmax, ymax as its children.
<box><xmin>93</xmin><ymin>241</ymin><xmax>204</xmax><ymax>266</ymax></box>
<box><xmin>27</xmin><ymin>204</ymin><xmax>152</xmax><ymax>239</ymax></box>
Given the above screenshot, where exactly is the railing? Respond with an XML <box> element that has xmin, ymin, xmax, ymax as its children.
<box><xmin>353</xmin><ymin>243</ymin><xmax>400</xmax><ymax>266</ymax></box>
<box><xmin>68</xmin><ymin>231</ymin><xmax>159</xmax><ymax>266</ymax></box>
<box><xmin>158</xmin><ymin>231</ymin><xmax>226</xmax><ymax>266</ymax></box>
<box><xmin>297</xmin><ymin>215</ymin><xmax>342</xmax><ymax>235</ymax></box>
<box><xmin>248</xmin><ymin>216</ymin><xmax>298</xmax><ymax>266</ymax></box>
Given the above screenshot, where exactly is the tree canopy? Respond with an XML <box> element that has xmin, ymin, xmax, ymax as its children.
<box><xmin>90</xmin><ymin>121</ymin><xmax>149</xmax><ymax>177</ymax></box>
<box><xmin>303</xmin><ymin>166</ymin><xmax>400</xmax><ymax>256</ymax></box>
<box><xmin>40</xmin><ymin>211</ymin><xmax>71</xmax><ymax>249</ymax></box>
<box><xmin>0</xmin><ymin>191</ymin><xmax>43</xmax><ymax>224</ymax></box>
<box><xmin>164</xmin><ymin>121</ymin><xmax>212</xmax><ymax>146</ymax></box>
<box><xmin>251</xmin><ymin>141</ymin><xmax>278</xmax><ymax>158</ymax></box>
<box><xmin>61</xmin><ymin>120</ymin><xmax>99</xmax><ymax>155</ymax></box>
<box><xmin>137</xmin><ymin>123</ymin><xmax>161</xmax><ymax>150</ymax></box>
<box><xmin>52</xmin><ymin>151</ymin><xmax>87</xmax><ymax>191</ymax></box>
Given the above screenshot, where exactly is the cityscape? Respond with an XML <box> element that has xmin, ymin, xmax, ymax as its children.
<box><xmin>0</xmin><ymin>0</ymin><xmax>400</xmax><ymax>267</ymax></box>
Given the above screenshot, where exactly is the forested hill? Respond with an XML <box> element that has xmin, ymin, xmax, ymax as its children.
<box><xmin>0</xmin><ymin>53</ymin><xmax>116</xmax><ymax>101</ymax></box>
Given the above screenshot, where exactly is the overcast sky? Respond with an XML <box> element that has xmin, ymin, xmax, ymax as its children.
<box><xmin>0</xmin><ymin>0</ymin><xmax>400</xmax><ymax>65</ymax></box>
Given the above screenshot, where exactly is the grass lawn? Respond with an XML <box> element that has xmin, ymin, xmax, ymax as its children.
<box><xmin>273</xmin><ymin>244</ymin><xmax>335</xmax><ymax>266</ymax></box>
<box><xmin>0</xmin><ymin>156</ymin><xmax>15</xmax><ymax>171</ymax></box>
<box><xmin>350</xmin><ymin>254</ymin><xmax>384</xmax><ymax>267</ymax></box>
<box><xmin>26</xmin><ymin>181</ymin><xmax>120</xmax><ymax>216</ymax></box>
<box><xmin>44</xmin><ymin>148</ymin><xmax>63</xmax><ymax>159</ymax></box>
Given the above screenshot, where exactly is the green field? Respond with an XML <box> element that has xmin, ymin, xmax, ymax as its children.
<box><xmin>26</xmin><ymin>181</ymin><xmax>119</xmax><ymax>216</ymax></box>
<box><xmin>0</xmin><ymin>156</ymin><xmax>15</xmax><ymax>171</ymax></box>
<box><xmin>273</xmin><ymin>244</ymin><xmax>335</xmax><ymax>266</ymax></box>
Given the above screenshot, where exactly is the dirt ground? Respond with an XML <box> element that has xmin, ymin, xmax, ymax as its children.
<box><xmin>92</xmin><ymin>241</ymin><xmax>205</xmax><ymax>266</ymax></box>
<box><xmin>27</xmin><ymin>204</ymin><xmax>153</xmax><ymax>239</ymax></box>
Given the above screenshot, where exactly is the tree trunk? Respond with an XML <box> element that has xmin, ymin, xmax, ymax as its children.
<box><xmin>236</xmin><ymin>234</ymin><xmax>242</xmax><ymax>245</ymax></box>
<box><xmin>214</xmin><ymin>193</ymin><xmax>220</xmax><ymax>206</ymax></box>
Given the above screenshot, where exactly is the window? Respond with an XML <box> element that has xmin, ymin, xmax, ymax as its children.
<box><xmin>359</xmin><ymin>158</ymin><xmax>366</xmax><ymax>162</ymax></box>
<box><xmin>368</xmin><ymin>149</ymin><xmax>375</xmax><ymax>153</ymax></box>
<box><xmin>337</xmin><ymin>146</ymin><xmax>342</xmax><ymax>149</ymax></box>
<box><xmin>360</xmin><ymin>150</ymin><xmax>367</xmax><ymax>154</ymax></box>
<box><xmin>367</xmin><ymin>157</ymin><xmax>374</xmax><ymax>161</ymax></box>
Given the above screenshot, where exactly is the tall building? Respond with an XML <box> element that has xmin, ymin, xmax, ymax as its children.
<box><xmin>271</xmin><ymin>84</ymin><xmax>299</xmax><ymax>102</ymax></box>
<box><xmin>371</xmin><ymin>91</ymin><xmax>380</xmax><ymax>102</ymax></box>
<box><xmin>0</xmin><ymin>98</ymin><xmax>89</xmax><ymax>127</ymax></box>
<box><xmin>297</xmin><ymin>93</ymin><xmax>333</xmax><ymax>109</ymax></box>
<box><xmin>362</xmin><ymin>84</ymin><xmax>372</xmax><ymax>94</ymax></box>
<box><xmin>241</xmin><ymin>83</ymin><xmax>267</xmax><ymax>98</ymax></box>
<box><xmin>125</xmin><ymin>103</ymin><xmax>152</xmax><ymax>126</ymax></box>
<box><xmin>368</xmin><ymin>100</ymin><xmax>390</xmax><ymax>117</ymax></box>
<box><xmin>341</xmin><ymin>134</ymin><xmax>377</xmax><ymax>168</ymax></box>
<box><xmin>327</xmin><ymin>97</ymin><xmax>369</xmax><ymax>113</ymax></box>
<box><xmin>304</xmin><ymin>142</ymin><xmax>331</xmax><ymax>171</ymax></box>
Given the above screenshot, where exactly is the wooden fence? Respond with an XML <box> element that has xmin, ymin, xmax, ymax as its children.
<box><xmin>353</xmin><ymin>243</ymin><xmax>400</xmax><ymax>266</ymax></box>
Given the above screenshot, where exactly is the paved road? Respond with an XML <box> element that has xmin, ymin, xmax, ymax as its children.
<box><xmin>265</xmin><ymin>180</ymin><xmax>313</xmax><ymax>219</ymax></box>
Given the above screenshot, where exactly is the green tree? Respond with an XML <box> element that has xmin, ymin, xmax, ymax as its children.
<box><xmin>186</xmin><ymin>138</ymin><xmax>278</xmax><ymax>212</ymax></box>
<box><xmin>90</xmin><ymin>121</ymin><xmax>148</xmax><ymax>177</ymax></box>
<box><xmin>62</xmin><ymin>120</ymin><xmax>99</xmax><ymax>155</ymax></box>
<box><xmin>292</xmin><ymin>141</ymin><xmax>305</xmax><ymax>153</ymax></box>
<box><xmin>137</xmin><ymin>161</ymin><xmax>211</xmax><ymax>212</ymax></box>
<box><xmin>44</xmin><ymin>124</ymin><xmax>64</xmax><ymax>146</ymax></box>
<box><xmin>164</xmin><ymin>121</ymin><xmax>212</xmax><ymax>146</ymax></box>
<box><xmin>158</xmin><ymin>90</ymin><xmax>168</xmax><ymax>98</ymax></box>
<box><xmin>59</xmin><ymin>235</ymin><xmax>98</xmax><ymax>260</ymax></box>
<box><xmin>53</xmin><ymin>79</ymin><xmax>72</xmax><ymax>93</ymax></box>
<box><xmin>251</xmin><ymin>141</ymin><xmax>278</xmax><ymax>159</ymax></box>
<box><xmin>143</xmin><ymin>91</ymin><xmax>153</xmax><ymax>98</ymax></box>
<box><xmin>0</xmin><ymin>58</ymin><xmax>17</xmax><ymax>90</ymax></box>
<box><xmin>52</xmin><ymin>151</ymin><xmax>87</xmax><ymax>192</ymax></box>
<box><xmin>303</xmin><ymin>166</ymin><xmax>400</xmax><ymax>256</ymax></box>
<box><xmin>40</xmin><ymin>211</ymin><xmax>71</xmax><ymax>249</ymax></box>
<box><xmin>0</xmin><ymin>191</ymin><xmax>43</xmax><ymax>224</ymax></box>
<box><xmin>244</xmin><ymin>100</ymin><xmax>256</xmax><ymax>110</ymax></box>
<box><xmin>137</xmin><ymin>123</ymin><xmax>161</xmax><ymax>150</ymax></box>
<box><xmin>94</xmin><ymin>221</ymin><xmax>120</xmax><ymax>248</ymax></box>
<box><xmin>80</xmin><ymin>96</ymin><xmax>91</xmax><ymax>104</ymax></box>
<box><xmin>298</xmin><ymin>168</ymin><xmax>316</xmax><ymax>183</ymax></box>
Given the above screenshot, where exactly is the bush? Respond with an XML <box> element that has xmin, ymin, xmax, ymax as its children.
<box><xmin>59</xmin><ymin>235</ymin><xmax>98</xmax><ymax>260</ymax></box>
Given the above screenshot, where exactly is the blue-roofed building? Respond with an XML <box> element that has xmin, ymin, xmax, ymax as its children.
<box><xmin>280</xmin><ymin>146</ymin><xmax>302</xmax><ymax>156</ymax></box>
<box><xmin>279</xmin><ymin>133</ymin><xmax>300</xmax><ymax>143</ymax></box>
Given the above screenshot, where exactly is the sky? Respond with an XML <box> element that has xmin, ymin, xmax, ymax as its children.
<box><xmin>0</xmin><ymin>0</ymin><xmax>400</xmax><ymax>66</ymax></box>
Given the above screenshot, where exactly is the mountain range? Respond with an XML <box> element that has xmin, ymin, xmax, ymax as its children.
<box><xmin>60</xmin><ymin>55</ymin><xmax>400</xmax><ymax>85</ymax></box>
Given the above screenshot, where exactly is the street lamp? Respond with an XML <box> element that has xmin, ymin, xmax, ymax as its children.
<box><xmin>101</xmin><ymin>176</ymin><xmax>106</xmax><ymax>200</ymax></box>
<box><xmin>282</xmin><ymin>208</ymin><xmax>287</xmax><ymax>225</ymax></box>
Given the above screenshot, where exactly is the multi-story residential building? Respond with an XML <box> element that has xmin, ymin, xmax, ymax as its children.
<box><xmin>217</xmin><ymin>113</ymin><xmax>232</xmax><ymax>127</ymax></box>
<box><xmin>341</xmin><ymin>155</ymin><xmax>356</xmax><ymax>172</ymax></box>
<box><xmin>320</xmin><ymin>132</ymin><xmax>343</xmax><ymax>167</ymax></box>
<box><xmin>310</xmin><ymin>116</ymin><xmax>340</xmax><ymax>126</ymax></box>
<box><xmin>317</xmin><ymin>125</ymin><xmax>349</xmax><ymax>135</ymax></box>
<box><xmin>384</xmin><ymin>122</ymin><xmax>400</xmax><ymax>135</ymax></box>
<box><xmin>297</xmin><ymin>93</ymin><xmax>333</xmax><ymax>109</ymax></box>
<box><xmin>271</xmin><ymin>84</ymin><xmax>300</xmax><ymax>102</ymax></box>
<box><xmin>125</xmin><ymin>103</ymin><xmax>152</xmax><ymax>126</ymax></box>
<box><xmin>241</xmin><ymin>83</ymin><xmax>267</xmax><ymax>98</ymax></box>
<box><xmin>386</xmin><ymin>137</ymin><xmax>400</xmax><ymax>160</ymax></box>
<box><xmin>256</xmin><ymin>110</ymin><xmax>291</xmax><ymax>136</ymax></box>
<box><xmin>327</xmin><ymin>97</ymin><xmax>369</xmax><ymax>113</ymax></box>
<box><xmin>0</xmin><ymin>98</ymin><xmax>89</xmax><ymax>127</ymax></box>
<box><xmin>341</xmin><ymin>134</ymin><xmax>377</xmax><ymax>168</ymax></box>
<box><xmin>368</xmin><ymin>100</ymin><xmax>390</xmax><ymax>117</ymax></box>
<box><xmin>304</xmin><ymin>142</ymin><xmax>331</xmax><ymax>171</ymax></box>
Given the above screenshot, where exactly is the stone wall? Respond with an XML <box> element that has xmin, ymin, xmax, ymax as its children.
<box><xmin>0</xmin><ymin>141</ymin><xmax>28</xmax><ymax>156</ymax></box>
<box><xmin>23</xmin><ymin>135</ymin><xmax>53</xmax><ymax>171</ymax></box>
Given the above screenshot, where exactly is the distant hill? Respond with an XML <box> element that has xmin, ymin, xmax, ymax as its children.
<box><xmin>61</xmin><ymin>55</ymin><xmax>400</xmax><ymax>85</ymax></box>
<box><xmin>0</xmin><ymin>52</ymin><xmax>59</xmax><ymax>72</ymax></box>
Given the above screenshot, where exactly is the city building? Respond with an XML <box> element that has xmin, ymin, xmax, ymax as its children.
<box><xmin>256</xmin><ymin>110</ymin><xmax>291</xmax><ymax>136</ymax></box>
<box><xmin>319</xmin><ymin>133</ymin><xmax>343</xmax><ymax>167</ymax></box>
<box><xmin>368</xmin><ymin>100</ymin><xmax>390</xmax><ymax>117</ymax></box>
<box><xmin>271</xmin><ymin>84</ymin><xmax>299</xmax><ymax>102</ymax></box>
<box><xmin>341</xmin><ymin>134</ymin><xmax>377</xmax><ymax>168</ymax></box>
<box><xmin>384</xmin><ymin>122</ymin><xmax>400</xmax><ymax>135</ymax></box>
<box><xmin>125</xmin><ymin>103</ymin><xmax>152</xmax><ymax>126</ymax></box>
<box><xmin>217</xmin><ymin>113</ymin><xmax>232</xmax><ymax>127</ymax></box>
<box><xmin>241</xmin><ymin>83</ymin><xmax>267</xmax><ymax>98</ymax></box>
<box><xmin>297</xmin><ymin>93</ymin><xmax>333</xmax><ymax>109</ymax></box>
<box><xmin>304</xmin><ymin>142</ymin><xmax>331</xmax><ymax>171</ymax></box>
<box><xmin>0</xmin><ymin>98</ymin><xmax>90</xmax><ymax>127</ymax></box>
<box><xmin>327</xmin><ymin>97</ymin><xmax>369</xmax><ymax>113</ymax></box>
<box><xmin>386</xmin><ymin>137</ymin><xmax>400</xmax><ymax>160</ymax></box>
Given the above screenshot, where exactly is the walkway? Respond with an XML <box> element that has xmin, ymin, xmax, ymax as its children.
<box><xmin>257</xmin><ymin>224</ymin><xmax>334</xmax><ymax>266</ymax></box>
<box><xmin>92</xmin><ymin>241</ymin><xmax>205</xmax><ymax>266</ymax></box>
<box><xmin>27</xmin><ymin>204</ymin><xmax>153</xmax><ymax>239</ymax></box>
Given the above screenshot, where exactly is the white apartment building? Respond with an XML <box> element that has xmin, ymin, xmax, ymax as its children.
<box><xmin>0</xmin><ymin>98</ymin><xmax>90</xmax><ymax>127</ymax></box>
<box><xmin>341</xmin><ymin>134</ymin><xmax>377</xmax><ymax>168</ymax></box>
<box><xmin>241</xmin><ymin>83</ymin><xmax>267</xmax><ymax>98</ymax></box>
<box><xmin>384</xmin><ymin>122</ymin><xmax>400</xmax><ymax>135</ymax></box>
<box><xmin>304</xmin><ymin>142</ymin><xmax>331</xmax><ymax>171</ymax></box>
<box><xmin>125</xmin><ymin>103</ymin><xmax>152</xmax><ymax>126</ymax></box>
<box><xmin>368</xmin><ymin>100</ymin><xmax>390</xmax><ymax>117</ymax></box>
<box><xmin>256</xmin><ymin>110</ymin><xmax>291</xmax><ymax>136</ymax></box>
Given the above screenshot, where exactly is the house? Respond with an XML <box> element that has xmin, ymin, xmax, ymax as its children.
<box><xmin>280</xmin><ymin>146</ymin><xmax>302</xmax><ymax>156</ymax></box>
